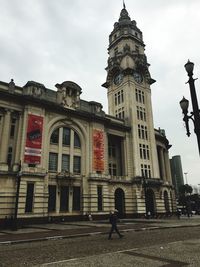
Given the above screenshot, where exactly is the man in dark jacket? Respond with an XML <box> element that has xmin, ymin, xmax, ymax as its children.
<box><xmin>108</xmin><ymin>209</ymin><xmax>123</xmax><ymax>240</ymax></box>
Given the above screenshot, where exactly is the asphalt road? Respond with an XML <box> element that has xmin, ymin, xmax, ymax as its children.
<box><xmin>1</xmin><ymin>225</ymin><xmax>200</xmax><ymax>266</ymax></box>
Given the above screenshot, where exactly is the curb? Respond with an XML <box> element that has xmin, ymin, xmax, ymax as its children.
<box><xmin>1</xmin><ymin>223</ymin><xmax>200</xmax><ymax>246</ymax></box>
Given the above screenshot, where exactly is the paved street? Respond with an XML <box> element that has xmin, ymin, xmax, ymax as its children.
<box><xmin>0</xmin><ymin>216</ymin><xmax>200</xmax><ymax>266</ymax></box>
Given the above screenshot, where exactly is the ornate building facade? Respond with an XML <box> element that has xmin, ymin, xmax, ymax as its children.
<box><xmin>0</xmin><ymin>6</ymin><xmax>175</xmax><ymax>226</ymax></box>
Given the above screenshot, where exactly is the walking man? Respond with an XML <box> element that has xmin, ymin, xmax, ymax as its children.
<box><xmin>108</xmin><ymin>209</ymin><xmax>123</xmax><ymax>240</ymax></box>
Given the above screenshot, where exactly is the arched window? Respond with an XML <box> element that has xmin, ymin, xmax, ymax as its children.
<box><xmin>50</xmin><ymin>128</ymin><xmax>59</xmax><ymax>144</ymax></box>
<box><xmin>49</xmin><ymin>127</ymin><xmax>81</xmax><ymax>174</ymax></box>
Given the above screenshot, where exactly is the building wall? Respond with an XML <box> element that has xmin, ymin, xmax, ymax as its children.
<box><xmin>0</xmin><ymin>6</ymin><xmax>176</xmax><ymax>226</ymax></box>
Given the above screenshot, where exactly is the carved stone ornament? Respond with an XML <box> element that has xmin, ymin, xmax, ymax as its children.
<box><xmin>55</xmin><ymin>81</ymin><xmax>82</xmax><ymax>109</ymax></box>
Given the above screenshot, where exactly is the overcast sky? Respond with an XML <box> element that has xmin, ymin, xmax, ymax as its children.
<box><xmin>0</xmin><ymin>0</ymin><xmax>199</xmax><ymax>185</ymax></box>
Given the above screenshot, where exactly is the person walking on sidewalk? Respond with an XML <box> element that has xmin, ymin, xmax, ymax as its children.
<box><xmin>108</xmin><ymin>209</ymin><xmax>123</xmax><ymax>240</ymax></box>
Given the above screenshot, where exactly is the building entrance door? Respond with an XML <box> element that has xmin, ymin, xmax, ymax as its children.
<box><xmin>115</xmin><ymin>188</ymin><xmax>125</xmax><ymax>218</ymax></box>
<box><xmin>145</xmin><ymin>189</ymin><xmax>156</xmax><ymax>216</ymax></box>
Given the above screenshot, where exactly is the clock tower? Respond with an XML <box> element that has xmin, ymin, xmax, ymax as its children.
<box><xmin>103</xmin><ymin>4</ymin><xmax>160</xmax><ymax>179</ymax></box>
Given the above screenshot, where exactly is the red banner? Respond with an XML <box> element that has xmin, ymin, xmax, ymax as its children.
<box><xmin>24</xmin><ymin>114</ymin><xmax>43</xmax><ymax>164</ymax></box>
<box><xmin>93</xmin><ymin>129</ymin><xmax>104</xmax><ymax>171</ymax></box>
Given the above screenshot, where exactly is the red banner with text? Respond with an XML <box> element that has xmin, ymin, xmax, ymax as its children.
<box><xmin>24</xmin><ymin>114</ymin><xmax>43</xmax><ymax>164</ymax></box>
<box><xmin>93</xmin><ymin>129</ymin><xmax>104</xmax><ymax>171</ymax></box>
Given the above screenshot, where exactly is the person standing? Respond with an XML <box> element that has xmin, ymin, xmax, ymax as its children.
<box><xmin>108</xmin><ymin>209</ymin><xmax>123</xmax><ymax>240</ymax></box>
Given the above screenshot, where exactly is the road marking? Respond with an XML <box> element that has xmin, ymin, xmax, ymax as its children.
<box><xmin>41</xmin><ymin>247</ymin><xmax>139</xmax><ymax>266</ymax></box>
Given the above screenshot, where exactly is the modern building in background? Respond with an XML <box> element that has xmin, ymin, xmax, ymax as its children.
<box><xmin>170</xmin><ymin>155</ymin><xmax>184</xmax><ymax>196</ymax></box>
<box><xmin>0</xmin><ymin>5</ymin><xmax>176</xmax><ymax>226</ymax></box>
<box><xmin>191</xmin><ymin>185</ymin><xmax>200</xmax><ymax>195</ymax></box>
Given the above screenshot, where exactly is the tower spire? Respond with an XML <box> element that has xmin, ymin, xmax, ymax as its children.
<box><xmin>123</xmin><ymin>0</ymin><xmax>126</xmax><ymax>9</ymax></box>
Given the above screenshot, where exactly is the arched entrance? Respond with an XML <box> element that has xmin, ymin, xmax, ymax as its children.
<box><xmin>145</xmin><ymin>189</ymin><xmax>156</xmax><ymax>216</ymax></box>
<box><xmin>115</xmin><ymin>188</ymin><xmax>125</xmax><ymax>218</ymax></box>
<box><xmin>164</xmin><ymin>191</ymin><xmax>170</xmax><ymax>213</ymax></box>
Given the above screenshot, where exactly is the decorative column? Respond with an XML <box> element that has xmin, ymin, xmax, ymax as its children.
<box><xmin>13</xmin><ymin>112</ymin><xmax>23</xmax><ymax>170</ymax></box>
<box><xmin>0</xmin><ymin>109</ymin><xmax>11</xmax><ymax>170</ymax></box>
<box><xmin>158</xmin><ymin>146</ymin><xmax>166</xmax><ymax>181</ymax></box>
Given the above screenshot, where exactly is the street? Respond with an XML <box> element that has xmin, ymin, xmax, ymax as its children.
<box><xmin>0</xmin><ymin>224</ymin><xmax>200</xmax><ymax>266</ymax></box>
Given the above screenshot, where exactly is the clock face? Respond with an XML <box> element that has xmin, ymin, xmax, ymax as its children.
<box><xmin>114</xmin><ymin>73</ymin><xmax>123</xmax><ymax>85</ymax></box>
<box><xmin>133</xmin><ymin>71</ymin><xmax>143</xmax><ymax>83</ymax></box>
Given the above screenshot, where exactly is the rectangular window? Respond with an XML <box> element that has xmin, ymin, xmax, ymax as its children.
<box><xmin>73</xmin><ymin>156</ymin><xmax>81</xmax><ymax>173</ymax></box>
<box><xmin>63</xmin><ymin>127</ymin><xmax>70</xmax><ymax>146</ymax></box>
<box><xmin>60</xmin><ymin>186</ymin><xmax>69</xmax><ymax>211</ymax></box>
<box><xmin>48</xmin><ymin>185</ymin><xmax>56</xmax><ymax>212</ymax></box>
<box><xmin>97</xmin><ymin>186</ymin><xmax>103</xmax><ymax>211</ymax></box>
<box><xmin>108</xmin><ymin>141</ymin><xmax>116</xmax><ymax>157</ymax></box>
<box><xmin>109</xmin><ymin>163</ymin><xmax>117</xmax><ymax>176</ymax></box>
<box><xmin>74</xmin><ymin>132</ymin><xmax>81</xmax><ymax>148</ymax></box>
<box><xmin>49</xmin><ymin>153</ymin><xmax>58</xmax><ymax>171</ymax></box>
<box><xmin>73</xmin><ymin>186</ymin><xmax>81</xmax><ymax>211</ymax></box>
<box><xmin>10</xmin><ymin>118</ymin><xmax>16</xmax><ymax>138</ymax></box>
<box><xmin>62</xmin><ymin>154</ymin><xmax>70</xmax><ymax>172</ymax></box>
<box><xmin>25</xmin><ymin>183</ymin><xmax>34</xmax><ymax>213</ymax></box>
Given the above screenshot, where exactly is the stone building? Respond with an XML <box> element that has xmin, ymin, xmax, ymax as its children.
<box><xmin>0</xmin><ymin>5</ymin><xmax>175</xmax><ymax>225</ymax></box>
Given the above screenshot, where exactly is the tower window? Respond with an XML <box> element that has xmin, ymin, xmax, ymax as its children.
<box><xmin>115</xmin><ymin>107</ymin><xmax>125</xmax><ymax>119</ymax></box>
<box><xmin>139</xmin><ymin>144</ymin><xmax>150</xmax><ymax>160</ymax></box>
<box><xmin>141</xmin><ymin>164</ymin><xmax>151</xmax><ymax>178</ymax></box>
<box><xmin>114</xmin><ymin>90</ymin><xmax>124</xmax><ymax>106</ymax></box>
<box><xmin>136</xmin><ymin>89</ymin><xmax>145</xmax><ymax>104</ymax></box>
<box><xmin>137</xmin><ymin>106</ymin><xmax>146</xmax><ymax>121</ymax></box>
<box><xmin>138</xmin><ymin>125</ymin><xmax>148</xmax><ymax>140</ymax></box>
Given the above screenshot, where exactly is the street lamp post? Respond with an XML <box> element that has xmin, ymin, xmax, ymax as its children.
<box><xmin>12</xmin><ymin>162</ymin><xmax>22</xmax><ymax>230</ymax></box>
<box><xmin>180</xmin><ymin>60</ymin><xmax>200</xmax><ymax>155</ymax></box>
<box><xmin>142</xmin><ymin>178</ymin><xmax>149</xmax><ymax>218</ymax></box>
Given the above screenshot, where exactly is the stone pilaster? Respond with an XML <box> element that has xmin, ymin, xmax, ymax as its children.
<box><xmin>159</xmin><ymin>147</ymin><xmax>166</xmax><ymax>182</ymax></box>
<box><xmin>0</xmin><ymin>109</ymin><xmax>11</xmax><ymax>170</ymax></box>
<box><xmin>13</xmin><ymin>112</ymin><xmax>23</xmax><ymax>170</ymax></box>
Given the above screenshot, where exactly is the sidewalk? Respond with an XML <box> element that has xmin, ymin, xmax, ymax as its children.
<box><xmin>0</xmin><ymin>216</ymin><xmax>200</xmax><ymax>245</ymax></box>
